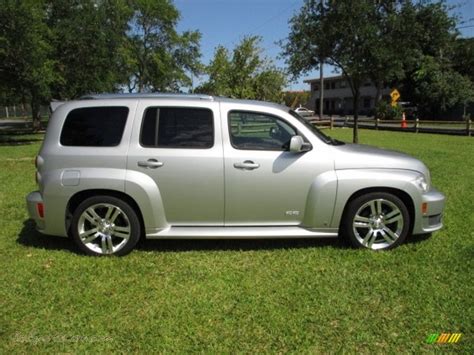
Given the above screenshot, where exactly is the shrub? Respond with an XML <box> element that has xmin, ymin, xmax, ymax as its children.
<box><xmin>375</xmin><ymin>101</ymin><xmax>403</xmax><ymax>119</ymax></box>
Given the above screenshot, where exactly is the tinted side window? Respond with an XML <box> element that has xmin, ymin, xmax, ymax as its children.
<box><xmin>229</xmin><ymin>111</ymin><xmax>296</xmax><ymax>151</ymax></box>
<box><xmin>141</xmin><ymin>107</ymin><xmax>213</xmax><ymax>148</ymax></box>
<box><xmin>60</xmin><ymin>107</ymin><xmax>129</xmax><ymax>146</ymax></box>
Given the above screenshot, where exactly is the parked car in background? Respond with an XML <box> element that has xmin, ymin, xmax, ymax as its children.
<box><xmin>26</xmin><ymin>93</ymin><xmax>445</xmax><ymax>256</ymax></box>
<box><xmin>294</xmin><ymin>106</ymin><xmax>315</xmax><ymax>118</ymax></box>
<box><xmin>398</xmin><ymin>102</ymin><xmax>418</xmax><ymax>119</ymax></box>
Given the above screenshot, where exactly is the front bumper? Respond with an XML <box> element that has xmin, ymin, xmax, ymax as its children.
<box><xmin>26</xmin><ymin>191</ymin><xmax>45</xmax><ymax>232</ymax></box>
<box><xmin>412</xmin><ymin>187</ymin><xmax>445</xmax><ymax>234</ymax></box>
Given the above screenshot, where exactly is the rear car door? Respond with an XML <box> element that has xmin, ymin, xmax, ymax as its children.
<box><xmin>126</xmin><ymin>100</ymin><xmax>224</xmax><ymax>226</ymax></box>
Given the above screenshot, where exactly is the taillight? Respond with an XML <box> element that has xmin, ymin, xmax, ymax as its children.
<box><xmin>36</xmin><ymin>202</ymin><xmax>44</xmax><ymax>218</ymax></box>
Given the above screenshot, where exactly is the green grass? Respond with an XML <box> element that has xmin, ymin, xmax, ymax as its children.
<box><xmin>0</xmin><ymin>130</ymin><xmax>472</xmax><ymax>353</ymax></box>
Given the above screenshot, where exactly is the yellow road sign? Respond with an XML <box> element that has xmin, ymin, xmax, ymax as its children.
<box><xmin>390</xmin><ymin>89</ymin><xmax>400</xmax><ymax>102</ymax></box>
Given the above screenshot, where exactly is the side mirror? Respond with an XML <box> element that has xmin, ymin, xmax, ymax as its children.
<box><xmin>289</xmin><ymin>135</ymin><xmax>311</xmax><ymax>153</ymax></box>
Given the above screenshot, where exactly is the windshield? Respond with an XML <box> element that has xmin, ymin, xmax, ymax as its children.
<box><xmin>288</xmin><ymin>109</ymin><xmax>335</xmax><ymax>144</ymax></box>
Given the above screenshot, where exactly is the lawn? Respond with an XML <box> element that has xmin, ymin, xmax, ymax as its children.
<box><xmin>0</xmin><ymin>129</ymin><xmax>472</xmax><ymax>353</ymax></box>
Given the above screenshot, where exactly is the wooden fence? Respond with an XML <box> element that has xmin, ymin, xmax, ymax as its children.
<box><xmin>310</xmin><ymin>117</ymin><xmax>473</xmax><ymax>136</ymax></box>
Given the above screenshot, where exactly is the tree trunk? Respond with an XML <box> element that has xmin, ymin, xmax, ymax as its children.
<box><xmin>374</xmin><ymin>81</ymin><xmax>383</xmax><ymax>105</ymax></box>
<box><xmin>352</xmin><ymin>89</ymin><xmax>360</xmax><ymax>143</ymax></box>
<box><xmin>31</xmin><ymin>97</ymin><xmax>41</xmax><ymax>131</ymax></box>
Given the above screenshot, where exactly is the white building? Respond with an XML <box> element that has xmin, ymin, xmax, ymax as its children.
<box><xmin>304</xmin><ymin>75</ymin><xmax>391</xmax><ymax>116</ymax></box>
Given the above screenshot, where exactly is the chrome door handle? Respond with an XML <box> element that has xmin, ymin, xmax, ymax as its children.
<box><xmin>233</xmin><ymin>160</ymin><xmax>260</xmax><ymax>170</ymax></box>
<box><xmin>137</xmin><ymin>159</ymin><xmax>164</xmax><ymax>169</ymax></box>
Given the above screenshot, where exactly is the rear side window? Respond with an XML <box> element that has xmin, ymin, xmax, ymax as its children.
<box><xmin>140</xmin><ymin>107</ymin><xmax>214</xmax><ymax>148</ymax></box>
<box><xmin>60</xmin><ymin>107</ymin><xmax>129</xmax><ymax>146</ymax></box>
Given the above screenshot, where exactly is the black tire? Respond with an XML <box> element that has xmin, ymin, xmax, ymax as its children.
<box><xmin>71</xmin><ymin>195</ymin><xmax>141</xmax><ymax>256</ymax></box>
<box><xmin>341</xmin><ymin>192</ymin><xmax>410</xmax><ymax>250</ymax></box>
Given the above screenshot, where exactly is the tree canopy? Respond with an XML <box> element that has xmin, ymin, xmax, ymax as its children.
<box><xmin>196</xmin><ymin>36</ymin><xmax>287</xmax><ymax>102</ymax></box>
<box><xmin>123</xmin><ymin>0</ymin><xmax>202</xmax><ymax>93</ymax></box>
<box><xmin>0</xmin><ymin>0</ymin><xmax>57</xmax><ymax>126</ymax></box>
<box><xmin>0</xmin><ymin>0</ymin><xmax>203</xmax><ymax>125</ymax></box>
<box><xmin>46</xmin><ymin>0</ymin><xmax>131</xmax><ymax>99</ymax></box>
<box><xmin>282</xmin><ymin>0</ymin><xmax>473</xmax><ymax>142</ymax></box>
<box><xmin>1</xmin><ymin>0</ymin><xmax>472</xmax><ymax>130</ymax></box>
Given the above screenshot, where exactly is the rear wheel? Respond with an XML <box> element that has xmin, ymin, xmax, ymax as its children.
<box><xmin>71</xmin><ymin>196</ymin><xmax>141</xmax><ymax>256</ymax></box>
<box><xmin>341</xmin><ymin>192</ymin><xmax>410</xmax><ymax>250</ymax></box>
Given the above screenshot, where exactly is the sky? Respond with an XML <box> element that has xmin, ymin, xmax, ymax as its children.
<box><xmin>174</xmin><ymin>0</ymin><xmax>474</xmax><ymax>91</ymax></box>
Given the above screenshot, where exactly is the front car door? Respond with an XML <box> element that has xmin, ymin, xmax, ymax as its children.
<box><xmin>127</xmin><ymin>99</ymin><xmax>224</xmax><ymax>226</ymax></box>
<box><xmin>221</xmin><ymin>102</ymin><xmax>334</xmax><ymax>226</ymax></box>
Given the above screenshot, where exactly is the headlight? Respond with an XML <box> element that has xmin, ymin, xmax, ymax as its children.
<box><xmin>414</xmin><ymin>175</ymin><xmax>430</xmax><ymax>193</ymax></box>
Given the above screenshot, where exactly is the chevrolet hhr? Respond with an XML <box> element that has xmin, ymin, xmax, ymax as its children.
<box><xmin>26</xmin><ymin>94</ymin><xmax>445</xmax><ymax>256</ymax></box>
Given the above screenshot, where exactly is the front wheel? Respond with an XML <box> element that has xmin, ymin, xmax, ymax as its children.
<box><xmin>71</xmin><ymin>196</ymin><xmax>141</xmax><ymax>256</ymax></box>
<box><xmin>341</xmin><ymin>192</ymin><xmax>410</xmax><ymax>250</ymax></box>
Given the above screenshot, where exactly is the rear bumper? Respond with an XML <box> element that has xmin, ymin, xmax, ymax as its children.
<box><xmin>412</xmin><ymin>187</ymin><xmax>445</xmax><ymax>234</ymax></box>
<box><xmin>26</xmin><ymin>191</ymin><xmax>46</xmax><ymax>232</ymax></box>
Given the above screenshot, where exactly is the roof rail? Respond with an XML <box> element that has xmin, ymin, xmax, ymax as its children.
<box><xmin>79</xmin><ymin>93</ymin><xmax>214</xmax><ymax>101</ymax></box>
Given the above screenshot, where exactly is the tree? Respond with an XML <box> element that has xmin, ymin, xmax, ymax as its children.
<box><xmin>411</xmin><ymin>55</ymin><xmax>474</xmax><ymax>117</ymax></box>
<box><xmin>283</xmin><ymin>0</ymin><xmax>384</xmax><ymax>143</ymax></box>
<box><xmin>452</xmin><ymin>38</ymin><xmax>474</xmax><ymax>83</ymax></box>
<box><xmin>197</xmin><ymin>36</ymin><xmax>287</xmax><ymax>102</ymax></box>
<box><xmin>452</xmin><ymin>38</ymin><xmax>474</xmax><ymax>117</ymax></box>
<box><xmin>46</xmin><ymin>0</ymin><xmax>131</xmax><ymax>99</ymax></box>
<box><xmin>0</xmin><ymin>0</ymin><xmax>57</xmax><ymax>128</ymax></box>
<box><xmin>283</xmin><ymin>0</ymin><xmax>470</xmax><ymax>140</ymax></box>
<box><xmin>282</xmin><ymin>91</ymin><xmax>311</xmax><ymax>108</ymax></box>
<box><xmin>396</xmin><ymin>1</ymin><xmax>472</xmax><ymax>118</ymax></box>
<box><xmin>123</xmin><ymin>0</ymin><xmax>202</xmax><ymax>92</ymax></box>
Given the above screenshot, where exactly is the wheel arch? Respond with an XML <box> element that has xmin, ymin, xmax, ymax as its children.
<box><xmin>339</xmin><ymin>187</ymin><xmax>415</xmax><ymax>234</ymax></box>
<box><xmin>66</xmin><ymin>189</ymin><xmax>145</xmax><ymax>237</ymax></box>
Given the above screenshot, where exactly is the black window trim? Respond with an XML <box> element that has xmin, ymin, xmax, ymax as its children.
<box><xmin>60</xmin><ymin>106</ymin><xmax>130</xmax><ymax>147</ymax></box>
<box><xmin>227</xmin><ymin>109</ymin><xmax>309</xmax><ymax>152</ymax></box>
<box><xmin>139</xmin><ymin>106</ymin><xmax>215</xmax><ymax>149</ymax></box>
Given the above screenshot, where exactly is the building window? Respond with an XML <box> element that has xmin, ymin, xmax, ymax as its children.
<box><xmin>313</xmin><ymin>84</ymin><xmax>319</xmax><ymax>91</ymax></box>
<box><xmin>324</xmin><ymin>82</ymin><xmax>330</xmax><ymax>90</ymax></box>
<box><xmin>331</xmin><ymin>82</ymin><xmax>336</xmax><ymax>90</ymax></box>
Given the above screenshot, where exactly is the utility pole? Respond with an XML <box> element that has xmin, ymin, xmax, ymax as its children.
<box><xmin>319</xmin><ymin>0</ymin><xmax>324</xmax><ymax>120</ymax></box>
<box><xmin>319</xmin><ymin>61</ymin><xmax>324</xmax><ymax>120</ymax></box>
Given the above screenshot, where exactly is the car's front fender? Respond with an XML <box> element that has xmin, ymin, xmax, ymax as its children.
<box><xmin>331</xmin><ymin>168</ymin><xmax>423</xmax><ymax>229</ymax></box>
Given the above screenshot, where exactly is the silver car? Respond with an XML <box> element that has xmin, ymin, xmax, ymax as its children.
<box><xmin>294</xmin><ymin>106</ymin><xmax>315</xmax><ymax>118</ymax></box>
<box><xmin>26</xmin><ymin>93</ymin><xmax>445</xmax><ymax>256</ymax></box>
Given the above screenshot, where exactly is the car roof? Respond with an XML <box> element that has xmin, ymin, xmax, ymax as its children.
<box><xmin>77</xmin><ymin>93</ymin><xmax>287</xmax><ymax>111</ymax></box>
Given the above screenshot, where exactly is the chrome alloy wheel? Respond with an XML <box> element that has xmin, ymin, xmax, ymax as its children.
<box><xmin>352</xmin><ymin>198</ymin><xmax>404</xmax><ymax>250</ymax></box>
<box><xmin>77</xmin><ymin>203</ymin><xmax>131</xmax><ymax>255</ymax></box>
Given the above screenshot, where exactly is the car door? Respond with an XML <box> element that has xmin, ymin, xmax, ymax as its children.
<box><xmin>221</xmin><ymin>103</ymin><xmax>333</xmax><ymax>226</ymax></box>
<box><xmin>126</xmin><ymin>100</ymin><xmax>224</xmax><ymax>226</ymax></box>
